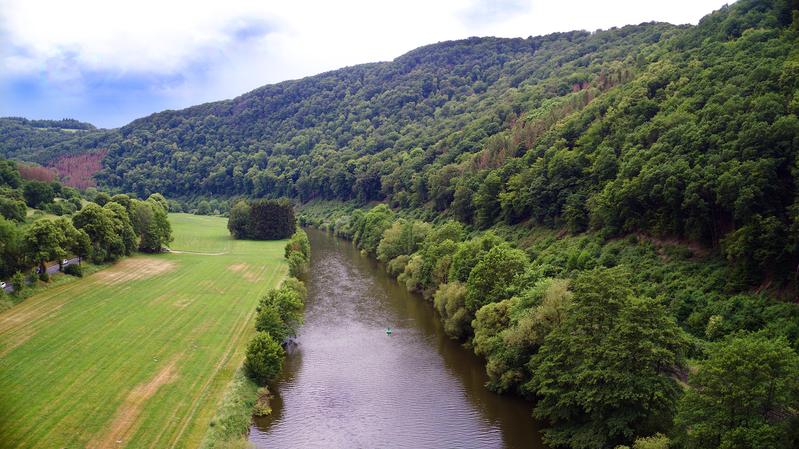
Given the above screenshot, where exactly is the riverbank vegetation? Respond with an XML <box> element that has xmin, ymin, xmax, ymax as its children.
<box><xmin>201</xmin><ymin>228</ymin><xmax>309</xmax><ymax>449</ymax></box>
<box><xmin>300</xmin><ymin>201</ymin><xmax>799</xmax><ymax>448</ymax></box>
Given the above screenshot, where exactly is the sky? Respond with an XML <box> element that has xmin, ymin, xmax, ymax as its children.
<box><xmin>0</xmin><ymin>0</ymin><xmax>732</xmax><ymax>128</ymax></box>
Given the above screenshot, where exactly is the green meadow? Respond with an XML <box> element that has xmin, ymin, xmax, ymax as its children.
<box><xmin>0</xmin><ymin>213</ymin><xmax>287</xmax><ymax>449</ymax></box>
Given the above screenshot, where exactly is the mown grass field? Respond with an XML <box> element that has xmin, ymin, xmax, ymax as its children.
<box><xmin>0</xmin><ymin>213</ymin><xmax>287</xmax><ymax>449</ymax></box>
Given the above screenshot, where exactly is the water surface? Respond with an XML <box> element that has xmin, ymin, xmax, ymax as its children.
<box><xmin>250</xmin><ymin>229</ymin><xmax>545</xmax><ymax>448</ymax></box>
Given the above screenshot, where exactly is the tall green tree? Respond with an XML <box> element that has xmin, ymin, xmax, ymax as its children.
<box><xmin>23</xmin><ymin>181</ymin><xmax>55</xmax><ymax>208</ymax></box>
<box><xmin>0</xmin><ymin>159</ymin><xmax>21</xmax><ymax>188</ymax></box>
<box><xmin>0</xmin><ymin>217</ymin><xmax>22</xmax><ymax>277</ymax></box>
<box><xmin>674</xmin><ymin>334</ymin><xmax>799</xmax><ymax>449</ymax></box>
<box><xmin>23</xmin><ymin>219</ymin><xmax>67</xmax><ymax>274</ymax></box>
<box><xmin>244</xmin><ymin>332</ymin><xmax>285</xmax><ymax>384</ymax></box>
<box><xmin>526</xmin><ymin>268</ymin><xmax>689</xmax><ymax>449</ymax></box>
<box><xmin>465</xmin><ymin>243</ymin><xmax>529</xmax><ymax>313</ymax></box>
<box><xmin>227</xmin><ymin>200</ymin><xmax>251</xmax><ymax>239</ymax></box>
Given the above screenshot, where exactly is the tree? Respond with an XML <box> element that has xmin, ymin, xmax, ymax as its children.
<box><xmin>72</xmin><ymin>203</ymin><xmax>136</xmax><ymax>262</ymax></box>
<box><xmin>227</xmin><ymin>199</ymin><xmax>296</xmax><ymax>240</ymax></box>
<box><xmin>0</xmin><ymin>197</ymin><xmax>26</xmax><ymax>222</ymax></box>
<box><xmin>433</xmin><ymin>282</ymin><xmax>470</xmax><ymax>339</ymax></box>
<box><xmin>258</xmin><ymin>287</ymin><xmax>304</xmax><ymax>337</ymax></box>
<box><xmin>22</xmin><ymin>181</ymin><xmax>55</xmax><ymax>208</ymax></box>
<box><xmin>449</xmin><ymin>231</ymin><xmax>504</xmax><ymax>283</ymax></box>
<box><xmin>526</xmin><ymin>268</ymin><xmax>689</xmax><ymax>449</ymax></box>
<box><xmin>196</xmin><ymin>200</ymin><xmax>211</xmax><ymax>215</ymax></box>
<box><xmin>472</xmin><ymin>278</ymin><xmax>572</xmax><ymax>394</ymax></box>
<box><xmin>352</xmin><ymin>204</ymin><xmax>394</xmax><ymax>256</ymax></box>
<box><xmin>244</xmin><ymin>332</ymin><xmax>285</xmax><ymax>384</ymax></box>
<box><xmin>104</xmin><ymin>202</ymin><xmax>138</xmax><ymax>256</ymax></box>
<box><xmin>0</xmin><ymin>159</ymin><xmax>22</xmax><ymax>188</ymax></box>
<box><xmin>23</xmin><ymin>219</ymin><xmax>67</xmax><ymax>274</ymax></box>
<box><xmin>674</xmin><ymin>334</ymin><xmax>799</xmax><ymax>449</ymax></box>
<box><xmin>376</xmin><ymin>219</ymin><xmax>431</xmax><ymax>263</ymax></box>
<box><xmin>473</xmin><ymin>171</ymin><xmax>503</xmax><ymax>229</ymax></box>
<box><xmin>0</xmin><ymin>217</ymin><xmax>22</xmax><ymax>277</ymax></box>
<box><xmin>465</xmin><ymin>243</ymin><xmax>529</xmax><ymax>313</ymax></box>
<box><xmin>73</xmin><ymin>203</ymin><xmax>116</xmax><ymax>262</ymax></box>
<box><xmin>227</xmin><ymin>200</ymin><xmax>250</xmax><ymax>239</ymax></box>
<box><xmin>110</xmin><ymin>194</ymin><xmax>133</xmax><ymax>214</ymax></box>
<box><xmin>255</xmin><ymin>307</ymin><xmax>290</xmax><ymax>343</ymax></box>
<box><xmin>54</xmin><ymin>217</ymin><xmax>90</xmax><ymax>266</ymax></box>
<box><xmin>147</xmin><ymin>193</ymin><xmax>169</xmax><ymax>212</ymax></box>
<box><xmin>93</xmin><ymin>191</ymin><xmax>111</xmax><ymax>206</ymax></box>
<box><xmin>133</xmin><ymin>199</ymin><xmax>172</xmax><ymax>252</ymax></box>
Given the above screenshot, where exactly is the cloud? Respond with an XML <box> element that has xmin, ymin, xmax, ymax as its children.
<box><xmin>0</xmin><ymin>0</ymin><xmax>732</xmax><ymax>127</ymax></box>
<box><xmin>460</xmin><ymin>0</ymin><xmax>533</xmax><ymax>27</ymax></box>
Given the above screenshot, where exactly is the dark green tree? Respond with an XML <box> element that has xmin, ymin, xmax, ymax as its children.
<box><xmin>227</xmin><ymin>200</ymin><xmax>251</xmax><ymax>239</ymax></box>
<box><xmin>465</xmin><ymin>243</ymin><xmax>529</xmax><ymax>313</ymax></box>
<box><xmin>674</xmin><ymin>334</ymin><xmax>799</xmax><ymax>449</ymax></box>
<box><xmin>23</xmin><ymin>181</ymin><xmax>55</xmax><ymax>208</ymax></box>
<box><xmin>526</xmin><ymin>268</ymin><xmax>689</xmax><ymax>449</ymax></box>
<box><xmin>244</xmin><ymin>332</ymin><xmax>285</xmax><ymax>384</ymax></box>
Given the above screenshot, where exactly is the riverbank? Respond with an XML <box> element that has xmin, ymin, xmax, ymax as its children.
<box><xmin>249</xmin><ymin>228</ymin><xmax>542</xmax><ymax>448</ymax></box>
<box><xmin>297</xmin><ymin>202</ymin><xmax>799</xmax><ymax>448</ymax></box>
<box><xmin>199</xmin><ymin>229</ymin><xmax>309</xmax><ymax>449</ymax></box>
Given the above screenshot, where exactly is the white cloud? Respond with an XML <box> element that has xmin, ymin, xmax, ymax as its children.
<box><xmin>0</xmin><ymin>0</ymin><xmax>732</xmax><ymax>126</ymax></box>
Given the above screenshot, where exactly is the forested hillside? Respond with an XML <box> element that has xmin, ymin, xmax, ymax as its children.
<box><xmin>2</xmin><ymin>0</ymin><xmax>798</xmax><ymax>290</ymax></box>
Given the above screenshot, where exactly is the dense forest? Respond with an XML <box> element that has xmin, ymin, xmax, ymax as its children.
<box><xmin>298</xmin><ymin>197</ymin><xmax>799</xmax><ymax>449</ymax></box>
<box><xmin>2</xmin><ymin>0</ymin><xmax>798</xmax><ymax>290</ymax></box>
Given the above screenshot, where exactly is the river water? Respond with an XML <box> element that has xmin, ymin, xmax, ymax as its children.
<box><xmin>249</xmin><ymin>229</ymin><xmax>545</xmax><ymax>448</ymax></box>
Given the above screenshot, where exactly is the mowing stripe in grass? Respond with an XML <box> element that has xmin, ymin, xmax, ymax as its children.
<box><xmin>0</xmin><ymin>214</ymin><xmax>287</xmax><ymax>449</ymax></box>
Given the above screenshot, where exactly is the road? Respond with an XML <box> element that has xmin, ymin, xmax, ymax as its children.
<box><xmin>1</xmin><ymin>257</ymin><xmax>80</xmax><ymax>294</ymax></box>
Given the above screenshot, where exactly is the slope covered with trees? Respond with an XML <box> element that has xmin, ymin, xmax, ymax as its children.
<box><xmin>3</xmin><ymin>0</ymin><xmax>798</xmax><ymax>289</ymax></box>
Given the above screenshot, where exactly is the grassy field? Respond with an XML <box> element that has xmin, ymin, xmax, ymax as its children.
<box><xmin>0</xmin><ymin>213</ymin><xmax>287</xmax><ymax>449</ymax></box>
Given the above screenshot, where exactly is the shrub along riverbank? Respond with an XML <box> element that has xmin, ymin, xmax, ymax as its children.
<box><xmin>299</xmin><ymin>202</ymin><xmax>799</xmax><ymax>449</ymax></box>
<box><xmin>200</xmin><ymin>229</ymin><xmax>310</xmax><ymax>449</ymax></box>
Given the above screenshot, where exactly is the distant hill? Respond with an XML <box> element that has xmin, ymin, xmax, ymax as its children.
<box><xmin>2</xmin><ymin>0</ymin><xmax>798</xmax><ymax>284</ymax></box>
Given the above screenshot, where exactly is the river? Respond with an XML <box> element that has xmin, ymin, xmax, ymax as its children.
<box><xmin>249</xmin><ymin>229</ymin><xmax>546</xmax><ymax>448</ymax></box>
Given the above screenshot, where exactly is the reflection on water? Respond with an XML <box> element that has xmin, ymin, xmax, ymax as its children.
<box><xmin>249</xmin><ymin>229</ymin><xmax>545</xmax><ymax>449</ymax></box>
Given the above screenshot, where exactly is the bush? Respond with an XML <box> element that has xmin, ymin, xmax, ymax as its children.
<box><xmin>10</xmin><ymin>271</ymin><xmax>25</xmax><ymax>292</ymax></box>
<box><xmin>284</xmin><ymin>229</ymin><xmax>310</xmax><ymax>261</ymax></box>
<box><xmin>244</xmin><ymin>332</ymin><xmax>285</xmax><ymax>384</ymax></box>
<box><xmin>255</xmin><ymin>307</ymin><xmax>289</xmax><ymax>343</ymax></box>
<box><xmin>64</xmin><ymin>264</ymin><xmax>83</xmax><ymax>277</ymax></box>
<box><xmin>38</xmin><ymin>271</ymin><xmax>49</xmax><ymax>283</ymax></box>
<box><xmin>257</xmin><ymin>287</ymin><xmax>304</xmax><ymax>334</ymax></box>
<box><xmin>252</xmin><ymin>387</ymin><xmax>272</xmax><ymax>417</ymax></box>
<box><xmin>387</xmin><ymin>255</ymin><xmax>411</xmax><ymax>278</ymax></box>
<box><xmin>287</xmin><ymin>251</ymin><xmax>308</xmax><ymax>278</ymax></box>
<box><xmin>198</xmin><ymin>368</ymin><xmax>258</xmax><ymax>449</ymax></box>
<box><xmin>433</xmin><ymin>282</ymin><xmax>470</xmax><ymax>339</ymax></box>
<box><xmin>281</xmin><ymin>277</ymin><xmax>307</xmax><ymax>299</ymax></box>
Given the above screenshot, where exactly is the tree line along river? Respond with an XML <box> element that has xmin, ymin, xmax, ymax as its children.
<box><xmin>249</xmin><ymin>228</ymin><xmax>546</xmax><ymax>448</ymax></box>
